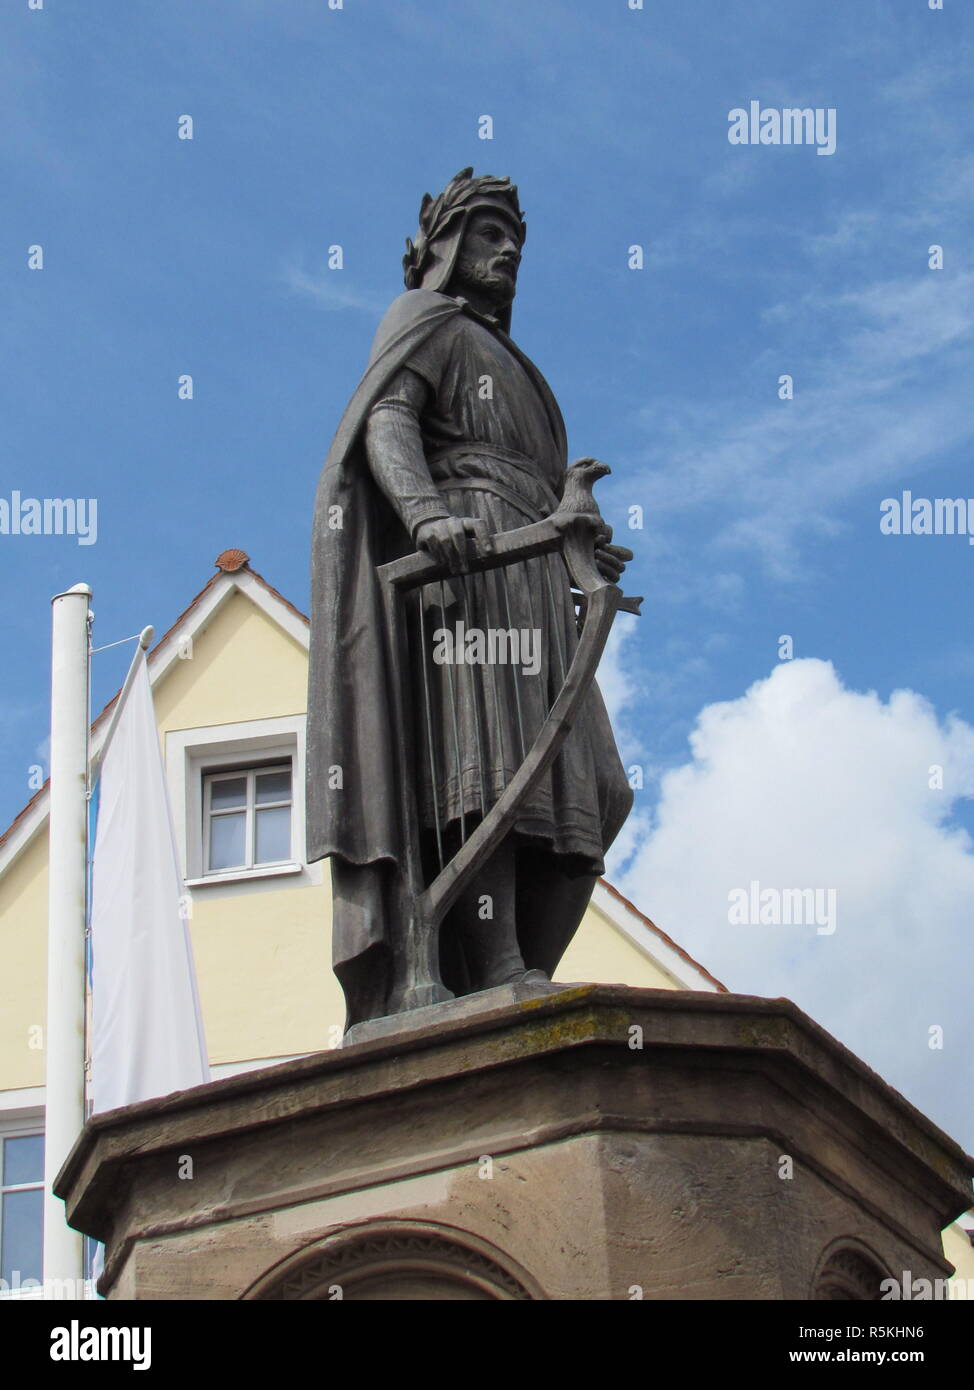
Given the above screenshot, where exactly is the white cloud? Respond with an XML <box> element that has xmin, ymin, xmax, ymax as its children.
<box><xmin>616</xmin><ymin>658</ymin><xmax>974</xmax><ymax>1149</ymax></box>
<box><xmin>284</xmin><ymin>263</ymin><xmax>386</xmax><ymax>316</ymax></box>
<box><xmin>597</xmin><ymin>620</ymin><xmax>641</xmax><ymax>756</ymax></box>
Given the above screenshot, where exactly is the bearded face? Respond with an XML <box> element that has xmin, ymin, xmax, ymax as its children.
<box><xmin>449</xmin><ymin>210</ymin><xmax>523</xmax><ymax>313</ymax></box>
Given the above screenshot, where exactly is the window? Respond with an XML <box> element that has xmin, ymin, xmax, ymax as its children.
<box><xmin>1</xmin><ymin>1133</ymin><xmax>44</xmax><ymax>1288</ymax></box>
<box><xmin>167</xmin><ymin>716</ymin><xmax>314</xmax><ymax>886</ymax></box>
<box><xmin>203</xmin><ymin>763</ymin><xmax>293</xmax><ymax>873</ymax></box>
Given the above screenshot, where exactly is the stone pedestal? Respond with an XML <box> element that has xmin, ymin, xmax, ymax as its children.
<box><xmin>56</xmin><ymin>985</ymin><xmax>973</xmax><ymax>1300</ymax></box>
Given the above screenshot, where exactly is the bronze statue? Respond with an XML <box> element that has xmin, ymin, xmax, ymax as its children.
<box><xmin>307</xmin><ymin>169</ymin><xmax>638</xmax><ymax>1030</ymax></box>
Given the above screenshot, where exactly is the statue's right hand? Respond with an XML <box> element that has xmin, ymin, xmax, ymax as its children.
<box><xmin>414</xmin><ymin>516</ymin><xmax>490</xmax><ymax>573</ymax></box>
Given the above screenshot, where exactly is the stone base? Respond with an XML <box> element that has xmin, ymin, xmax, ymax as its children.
<box><xmin>56</xmin><ymin>985</ymin><xmax>974</xmax><ymax>1300</ymax></box>
<box><xmin>341</xmin><ymin>978</ymin><xmax>567</xmax><ymax>1047</ymax></box>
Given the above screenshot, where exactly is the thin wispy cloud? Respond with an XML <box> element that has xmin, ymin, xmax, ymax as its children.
<box><xmin>284</xmin><ymin>263</ymin><xmax>387</xmax><ymax>317</ymax></box>
<box><xmin>630</xmin><ymin>212</ymin><xmax>974</xmax><ymax>585</ymax></box>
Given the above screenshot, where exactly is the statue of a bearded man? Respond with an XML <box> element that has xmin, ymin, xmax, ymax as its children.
<box><xmin>307</xmin><ymin>169</ymin><xmax>633</xmax><ymax>1029</ymax></box>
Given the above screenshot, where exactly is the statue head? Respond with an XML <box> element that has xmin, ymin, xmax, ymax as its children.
<box><xmin>403</xmin><ymin>168</ymin><xmax>526</xmax><ymax>331</ymax></box>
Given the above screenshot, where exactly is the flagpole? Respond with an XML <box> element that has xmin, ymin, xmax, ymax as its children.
<box><xmin>43</xmin><ymin>583</ymin><xmax>92</xmax><ymax>1295</ymax></box>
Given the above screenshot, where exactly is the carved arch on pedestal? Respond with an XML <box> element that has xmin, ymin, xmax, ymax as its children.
<box><xmin>811</xmin><ymin>1237</ymin><xmax>892</xmax><ymax>1300</ymax></box>
<box><xmin>242</xmin><ymin>1218</ymin><xmax>544</xmax><ymax>1301</ymax></box>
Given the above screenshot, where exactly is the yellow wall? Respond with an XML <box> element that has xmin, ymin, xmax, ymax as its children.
<box><xmin>188</xmin><ymin>871</ymin><xmax>341</xmax><ymax>1065</ymax></box>
<box><xmin>0</xmin><ymin>828</ymin><xmax>49</xmax><ymax>1089</ymax></box>
<box><xmin>558</xmin><ymin>900</ymin><xmax>682</xmax><ymax>991</ymax></box>
<box><xmin>152</xmin><ymin>591</ymin><xmax>308</xmax><ymax>734</ymax></box>
<box><xmin>156</xmin><ymin>589</ymin><xmax>341</xmax><ymax>1065</ymax></box>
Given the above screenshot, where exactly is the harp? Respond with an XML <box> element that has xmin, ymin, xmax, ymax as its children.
<box><xmin>377</xmin><ymin>459</ymin><xmax>642</xmax><ymax>1013</ymax></box>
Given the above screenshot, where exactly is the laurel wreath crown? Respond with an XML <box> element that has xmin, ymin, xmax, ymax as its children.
<box><xmin>403</xmin><ymin>168</ymin><xmax>526</xmax><ymax>289</ymax></box>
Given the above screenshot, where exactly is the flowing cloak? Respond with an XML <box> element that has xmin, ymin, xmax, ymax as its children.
<box><xmin>307</xmin><ymin>288</ymin><xmax>630</xmax><ymax>1015</ymax></box>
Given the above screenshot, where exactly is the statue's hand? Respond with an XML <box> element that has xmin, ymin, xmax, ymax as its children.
<box><xmin>592</xmin><ymin>524</ymin><xmax>633</xmax><ymax>583</ymax></box>
<box><xmin>415</xmin><ymin>516</ymin><xmax>491</xmax><ymax>573</ymax></box>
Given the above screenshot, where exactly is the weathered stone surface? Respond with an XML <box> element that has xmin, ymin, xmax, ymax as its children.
<box><xmin>56</xmin><ymin>985</ymin><xmax>974</xmax><ymax>1300</ymax></box>
<box><xmin>341</xmin><ymin>977</ymin><xmax>567</xmax><ymax>1047</ymax></box>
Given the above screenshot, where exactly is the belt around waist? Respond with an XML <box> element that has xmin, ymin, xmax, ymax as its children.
<box><xmin>427</xmin><ymin>442</ymin><xmax>560</xmax><ymax>518</ymax></box>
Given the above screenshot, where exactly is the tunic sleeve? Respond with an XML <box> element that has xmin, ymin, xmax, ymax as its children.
<box><xmin>365</xmin><ymin>367</ymin><xmax>451</xmax><ymax>543</ymax></box>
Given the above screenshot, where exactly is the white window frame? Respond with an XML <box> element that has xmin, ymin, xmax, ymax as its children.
<box><xmin>0</xmin><ymin>1113</ymin><xmax>44</xmax><ymax>1299</ymax></box>
<box><xmin>203</xmin><ymin>762</ymin><xmax>293</xmax><ymax>874</ymax></box>
<box><xmin>166</xmin><ymin>715</ymin><xmax>313</xmax><ymax>888</ymax></box>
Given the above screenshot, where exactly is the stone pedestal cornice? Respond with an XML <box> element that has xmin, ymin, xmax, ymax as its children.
<box><xmin>55</xmin><ymin>986</ymin><xmax>974</xmax><ymax>1300</ymax></box>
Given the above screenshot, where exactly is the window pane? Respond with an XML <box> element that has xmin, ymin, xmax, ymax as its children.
<box><xmin>1</xmin><ymin>1188</ymin><xmax>43</xmax><ymax>1285</ymax></box>
<box><xmin>209</xmin><ymin>812</ymin><xmax>246</xmax><ymax>870</ymax></box>
<box><xmin>255</xmin><ymin>806</ymin><xmax>290</xmax><ymax>864</ymax></box>
<box><xmin>3</xmin><ymin>1135</ymin><xmax>44</xmax><ymax>1187</ymax></box>
<box><xmin>255</xmin><ymin>769</ymin><xmax>291</xmax><ymax>805</ymax></box>
<box><xmin>209</xmin><ymin>776</ymin><xmax>247</xmax><ymax>810</ymax></box>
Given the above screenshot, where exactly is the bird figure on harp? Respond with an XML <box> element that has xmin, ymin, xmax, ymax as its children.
<box><xmin>307</xmin><ymin>170</ymin><xmax>641</xmax><ymax>1030</ymax></box>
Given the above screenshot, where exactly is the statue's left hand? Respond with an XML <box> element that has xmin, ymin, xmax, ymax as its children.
<box><xmin>593</xmin><ymin>523</ymin><xmax>633</xmax><ymax>583</ymax></box>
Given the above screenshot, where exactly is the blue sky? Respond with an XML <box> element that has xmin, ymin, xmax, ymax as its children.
<box><xmin>4</xmin><ymin>2</ymin><xmax>974</xmax><ymax>1152</ymax></box>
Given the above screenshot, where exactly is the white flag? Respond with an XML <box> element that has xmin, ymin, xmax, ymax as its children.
<box><xmin>90</xmin><ymin>649</ymin><xmax>208</xmax><ymax>1112</ymax></box>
